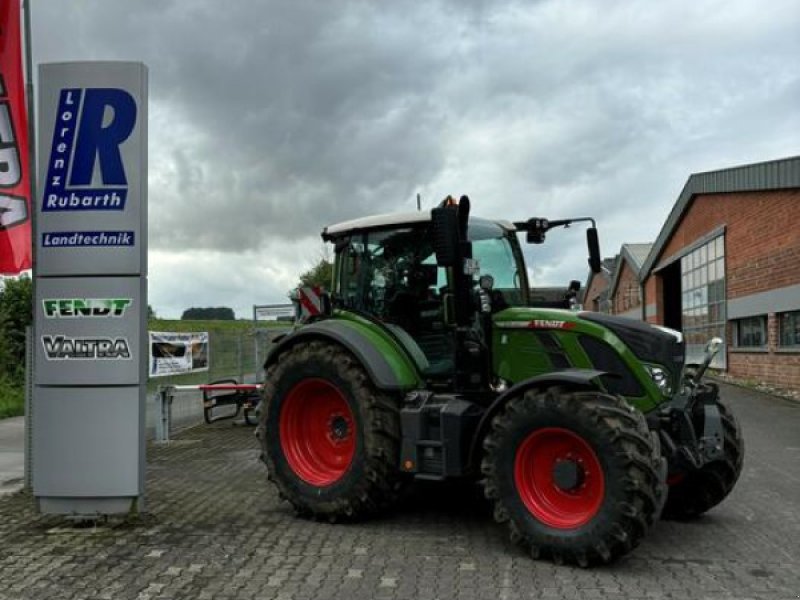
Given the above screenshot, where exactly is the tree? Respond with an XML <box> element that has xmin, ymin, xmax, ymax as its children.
<box><xmin>0</xmin><ymin>275</ymin><xmax>32</xmax><ymax>383</ymax></box>
<box><xmin>298</xmin><ymin>256</ymin><xmax>333</xmax><ymax>289</ymax></box>
<box><xmin>181</xmin><ymin>307</ymin><xmax>236</xmax><ymax>320</ymax></box>
<box><xmin>147</xmin><ymin>304</ymin><xmax>156</xmax><ymax>320</ymax></box>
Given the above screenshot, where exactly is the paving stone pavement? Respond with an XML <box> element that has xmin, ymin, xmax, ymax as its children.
<box><xmin>0</xmin><ymin>382</ymin><xmax>798</xmax><ymax>600</ymax></box>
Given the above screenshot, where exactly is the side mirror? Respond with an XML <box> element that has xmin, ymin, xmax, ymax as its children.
<box><xmin>568</xmin><ymin>279</ymin><xmax>581</xmax><ymax>293</ymax></box>
<box><xmin>587</xmin><ymin>227</ymin><xmax>601</xmax><ymax>273</ymax></box>
<box><xmin>432</xmin><ymin>206</ymin><xmax>460</xmax><ymax>267</ymax></box>
<box><xmin>523</xmin><ymin>218</ymin><xmax>549</xmax><ymax>244</ymax></box>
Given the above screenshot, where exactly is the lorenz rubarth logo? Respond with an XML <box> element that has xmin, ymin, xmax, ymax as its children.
<box><xmin>43</xmin><ymin>298</ymin><xmax>132</xmax><ymax>318</ymax></box>
<box><xmin>42</xmin><ymin>335</ymin><xmax>131</xmax><ymax>360</ymax></box>
<box><xmin>42</xmin><ymin>87</ymin><xmax>136</xmax><ymax>212</ymax></box>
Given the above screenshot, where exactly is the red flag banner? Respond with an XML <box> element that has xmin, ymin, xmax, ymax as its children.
<box><xmin>0</xmin><ymin>0</ymin><xmax>31</xmax><ymax>274</ymax></box>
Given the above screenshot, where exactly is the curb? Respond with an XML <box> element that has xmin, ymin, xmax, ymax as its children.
<box><xmin>708</xmin><ymin>375</ymin><xmax>800</xmax><ymax>405</ymax></box>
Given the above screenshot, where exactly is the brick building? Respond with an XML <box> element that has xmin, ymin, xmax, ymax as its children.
<box><xmin>583</xmin><ymin>257</ymin><xmax>617</xmax><ymax>313</ymax></box>
<box><xmin>608</xmin><ymin>243</ymin><xmax>652</xmax><ymax>319</ymax></box>
<box><xmin>638</xmin><ymin>156</ymin><xmax>800</xmax><ymax>389</ymax></box>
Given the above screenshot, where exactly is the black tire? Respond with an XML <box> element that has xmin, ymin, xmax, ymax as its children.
<box><xmin>662</xmin><ymin>399</ymin><xmax>743</xmax><ymax>519</ymax></box>
<box><xmin>256</xmin><ymin>340</ymin><xmax>406</xmax><ymax>520</ymax></box>
<box><xmin>481</xmin><ymin>387</ymin><xmax>666</xmax><ymax>567</ymax></box>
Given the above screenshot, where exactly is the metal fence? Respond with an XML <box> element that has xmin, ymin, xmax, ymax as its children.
<box><xmin>147</xmin><ymin>328</ymin><xmax>289</xmax><ymax>439</ymax></box>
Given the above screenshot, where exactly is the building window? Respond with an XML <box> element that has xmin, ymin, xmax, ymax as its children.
<box><xmin>779</xmin><ymin>311</ymin><xmax>800</xmax><ymax>348</ymax></box>
<box><xmin>681</xmin><ymin>235</ymin><xmax>726</xmax><ymax>364</ymax></box>
<box><xmin>734</xmin><ymin>316</ymin><xmax>767</xmax><ymax>348</ymax></box>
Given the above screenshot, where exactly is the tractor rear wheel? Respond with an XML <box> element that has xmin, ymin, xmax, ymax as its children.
<box><xmin>257</xmin><ymin>340</ymin><xmax>405</xmax><ymax>520</ymax></box>
<box><xmin>481</xmin><ymin>387</ymin><xmax>666</xmax><ymax>566</ymax></box>
<box><xmin>662</xmin><ymin>399</ymin><xmax>743</xmax><ymax>519</ymax></box>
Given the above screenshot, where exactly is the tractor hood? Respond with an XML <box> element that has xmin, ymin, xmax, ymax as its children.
<box><xmin>578</xmin><ymin>312</ymin><xmax>685</xmax><ymax>373</ymax></box>
<box><xmin>493</xmin><ymin>307</ymin><xmax>685</xmax><ymax>397</ymax></box>
<box><xmin>493</xmin><ymin>307</ymin><xmax>683</xmax><ymax>368</ymax></box>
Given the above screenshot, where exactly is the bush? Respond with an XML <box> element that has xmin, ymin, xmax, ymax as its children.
<box><xmin>181</xmin><ymin>307</ymin><xmax>235</xmax><ymax>320</ymax></box>
<box><xmin>0</xmin><ymin>276</ymin><xmax>32</xmax><ymax>418</ymax></box>
<box><xmin>0</xmin><ymin>275</ymin><xmax>32</xmax><ymax>386</ymax></box>
<box><xmin>0</xmin><ymin>377</ymin><xmax>24</xmax><ymax>419</ymax></box>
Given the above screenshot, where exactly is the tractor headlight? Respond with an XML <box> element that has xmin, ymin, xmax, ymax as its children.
<box><xmin>645</xmin><ymin>365</ymin><xmax>672</xmax><ymax>396</ymax></box>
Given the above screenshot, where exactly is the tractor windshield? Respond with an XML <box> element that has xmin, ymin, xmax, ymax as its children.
<box><xmin>469</xmin><ymin>221</ymin><xmax>529</xmax><ymax>306</ymax></box>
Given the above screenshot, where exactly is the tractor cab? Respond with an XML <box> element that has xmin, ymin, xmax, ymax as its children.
<box><xmin>323</xmin><ymin>206</ymin><xmax>529</xmax><ymax>380</ymax></box>
<box><xmin>322</xmin><ymin>196</ymin><xmax>601</xmax><ymax>387</ymax></box>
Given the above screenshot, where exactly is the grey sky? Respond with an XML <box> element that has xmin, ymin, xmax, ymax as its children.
<box><xmin>31</xmin><ymin>0</ymin><xmax>800</xmax><ymax>318</ymax></box>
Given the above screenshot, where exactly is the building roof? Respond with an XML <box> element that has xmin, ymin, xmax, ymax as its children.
<box><xmin>640</xmin><ymin>155</ymin><xmax>800</xmax><ymax>278</ymax></box>
<box><xmin>624</xmin><ymin>243</ymin><xmax>653</xmax><ymax>271</ymax></box>
<box><xmin>608</xmin><ymin>242</ymin><xmax>654</xmax><ymax>298</ymax></box>
<box><xmin>322</xmin><ymin>210</ymin><xmax>515</xmax><ymax>239</ymax></box>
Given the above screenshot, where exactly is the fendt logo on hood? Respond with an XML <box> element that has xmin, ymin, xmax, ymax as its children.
<box><xmin>43</xmin><ymin>87</ymin><xmax>136</xmax><ymax>212</ymax></box>
<box><xmin>497</xmin><ymin>320</ymin><xmax>577</xmax><ymax>330</ymax></box>
<box><xmin>43</xmin><ymin>298</ymin><xmax>132</xmax><ymax>318</ymax></box>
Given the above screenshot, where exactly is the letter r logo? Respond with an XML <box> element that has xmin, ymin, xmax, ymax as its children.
<box><xmin>69</xmin><ymin>89</ymin><xmax>136</xmax><ymax>186</ymax></box>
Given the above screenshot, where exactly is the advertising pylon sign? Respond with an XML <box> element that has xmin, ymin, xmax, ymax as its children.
<box><xmin>33</xmin><ymin>62</ymin><xmax>148</xmax><ymax>516</ymax></box>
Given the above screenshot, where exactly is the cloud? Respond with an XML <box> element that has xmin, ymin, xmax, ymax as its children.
<box><xmin>30</xmin><ymin>0</ymin><xmax>800</xmax><ymax>317</ymax></box>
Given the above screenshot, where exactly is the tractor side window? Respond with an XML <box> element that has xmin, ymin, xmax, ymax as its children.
<box><xmin>334</xmin><ymin>227</ymin><xmax>453</xmax><ymax>376</ymax></box>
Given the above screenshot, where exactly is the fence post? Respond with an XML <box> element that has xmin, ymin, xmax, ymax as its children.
<box><xmin>253</xmin><ymin>307</ymin><xmax>259</xmax><ymax>383</ymax></box>
<box><xmin>254</xmin><ymin>329</ymin><xmax>260</xmax><ymax>383</ymax></box>
<box><xmin>154</xmin><ymin>386</ymin><xmax>173</xmax><ymax>443</ymax></box>
<box><xmin>237</xmin><ymin>333</ymin><xmax>244</xmax><ymax>382</ymax></box>
<box><xmin>24</xmin><ymin>326</ymin><xmax>33</xmax><ymax>491</ymax></box>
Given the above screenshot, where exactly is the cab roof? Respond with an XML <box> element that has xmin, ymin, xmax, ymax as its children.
<box><xmin>322</xmin><ymin>210</ymin><xmax>515</xmax><ymax>240</ymax></box>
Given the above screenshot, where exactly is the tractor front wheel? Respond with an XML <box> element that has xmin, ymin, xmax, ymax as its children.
<box><xmin>482</xmin><ymin>387</ymin><xmax>666</xmax><ymax>566</ymax></box>
<box><xmin>257</xmin><ymin>340</ymin><xmax>405</xmax><ymax>520</ymax></box>
<box><xmin>662</xmin><ymin>398</ymin><xmax>743</xmax><ymax>519</ymax></box>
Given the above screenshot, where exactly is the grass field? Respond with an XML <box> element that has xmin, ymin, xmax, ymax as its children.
<box><xmin>149</xmin><ymin>318</ymin><xmax>289</xmax><ymax>334</ymax></box>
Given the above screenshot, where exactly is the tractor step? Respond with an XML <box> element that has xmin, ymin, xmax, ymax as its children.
<box><xmin>399</xmin><ymin>391</ymin><xmax>483</xmax><ymax>480</ymax></box>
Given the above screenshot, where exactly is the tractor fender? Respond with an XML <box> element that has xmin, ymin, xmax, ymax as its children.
<box><xmin>468</xmin><ymin>368</ymin><xmax>607</xmax><ymax>470</ymax></box>
<box><xmin>264</xmin><ymin>319</ymin><xmax>423</xmax><ymax>391</ymax></box>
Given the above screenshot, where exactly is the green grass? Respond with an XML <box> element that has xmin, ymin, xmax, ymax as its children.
<box><xmin>148</xmin><ymin>319</ymin><xmax>290</xmax><ymax>334</ymax></box>
<box><xmin>0</xmin><ymin>379</ymin><xmax>24</xmax><ymax>419</ymax></box>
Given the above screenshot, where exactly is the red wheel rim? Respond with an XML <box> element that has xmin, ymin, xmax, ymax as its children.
<box><xmin>279</xmin><ymin>378</ymin><xmax>356</xmax><ymax>486</ymax></box>
<box><xmin>514</xmin><ymin>427</ymin><xmax>605</xmax><ymax>529</ymax></box>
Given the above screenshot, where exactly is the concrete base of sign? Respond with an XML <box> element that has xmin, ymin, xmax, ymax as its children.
<box><xmin>33</xmin><ymin>386</ymin><xmax>145</xmax><ymax>513</ymax></box>
<box><xmin>38</xmin><ymin>496</ymin><xmax>142</xmax><ymax>516</ymax></box>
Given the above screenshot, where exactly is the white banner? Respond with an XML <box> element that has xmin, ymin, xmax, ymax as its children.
<box><xmin>148</xmin><ymin>331</ymin><xmax>209</xmax><ymax>377</ymax></box>
<box><xmin>254</xmin><ymin>304</ymin><xmax>295</xmax><ymax>320</ymax></box>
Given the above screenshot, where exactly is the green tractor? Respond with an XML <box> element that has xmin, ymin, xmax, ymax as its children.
<box><xmin>256</xmin><ymin>196</ymin><xmax>743</xmax><ymax>566</ymax></box>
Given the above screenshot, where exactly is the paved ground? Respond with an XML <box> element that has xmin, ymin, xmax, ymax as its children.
<box><xmin>0</xmin><ymin>382</ymin><xmax>798</xmax><ymax>600</ymax></box>
<box><xmin>0</xmin><ymin>416</ymin><xmax>24</xmax><ymax>497</ymax></box>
